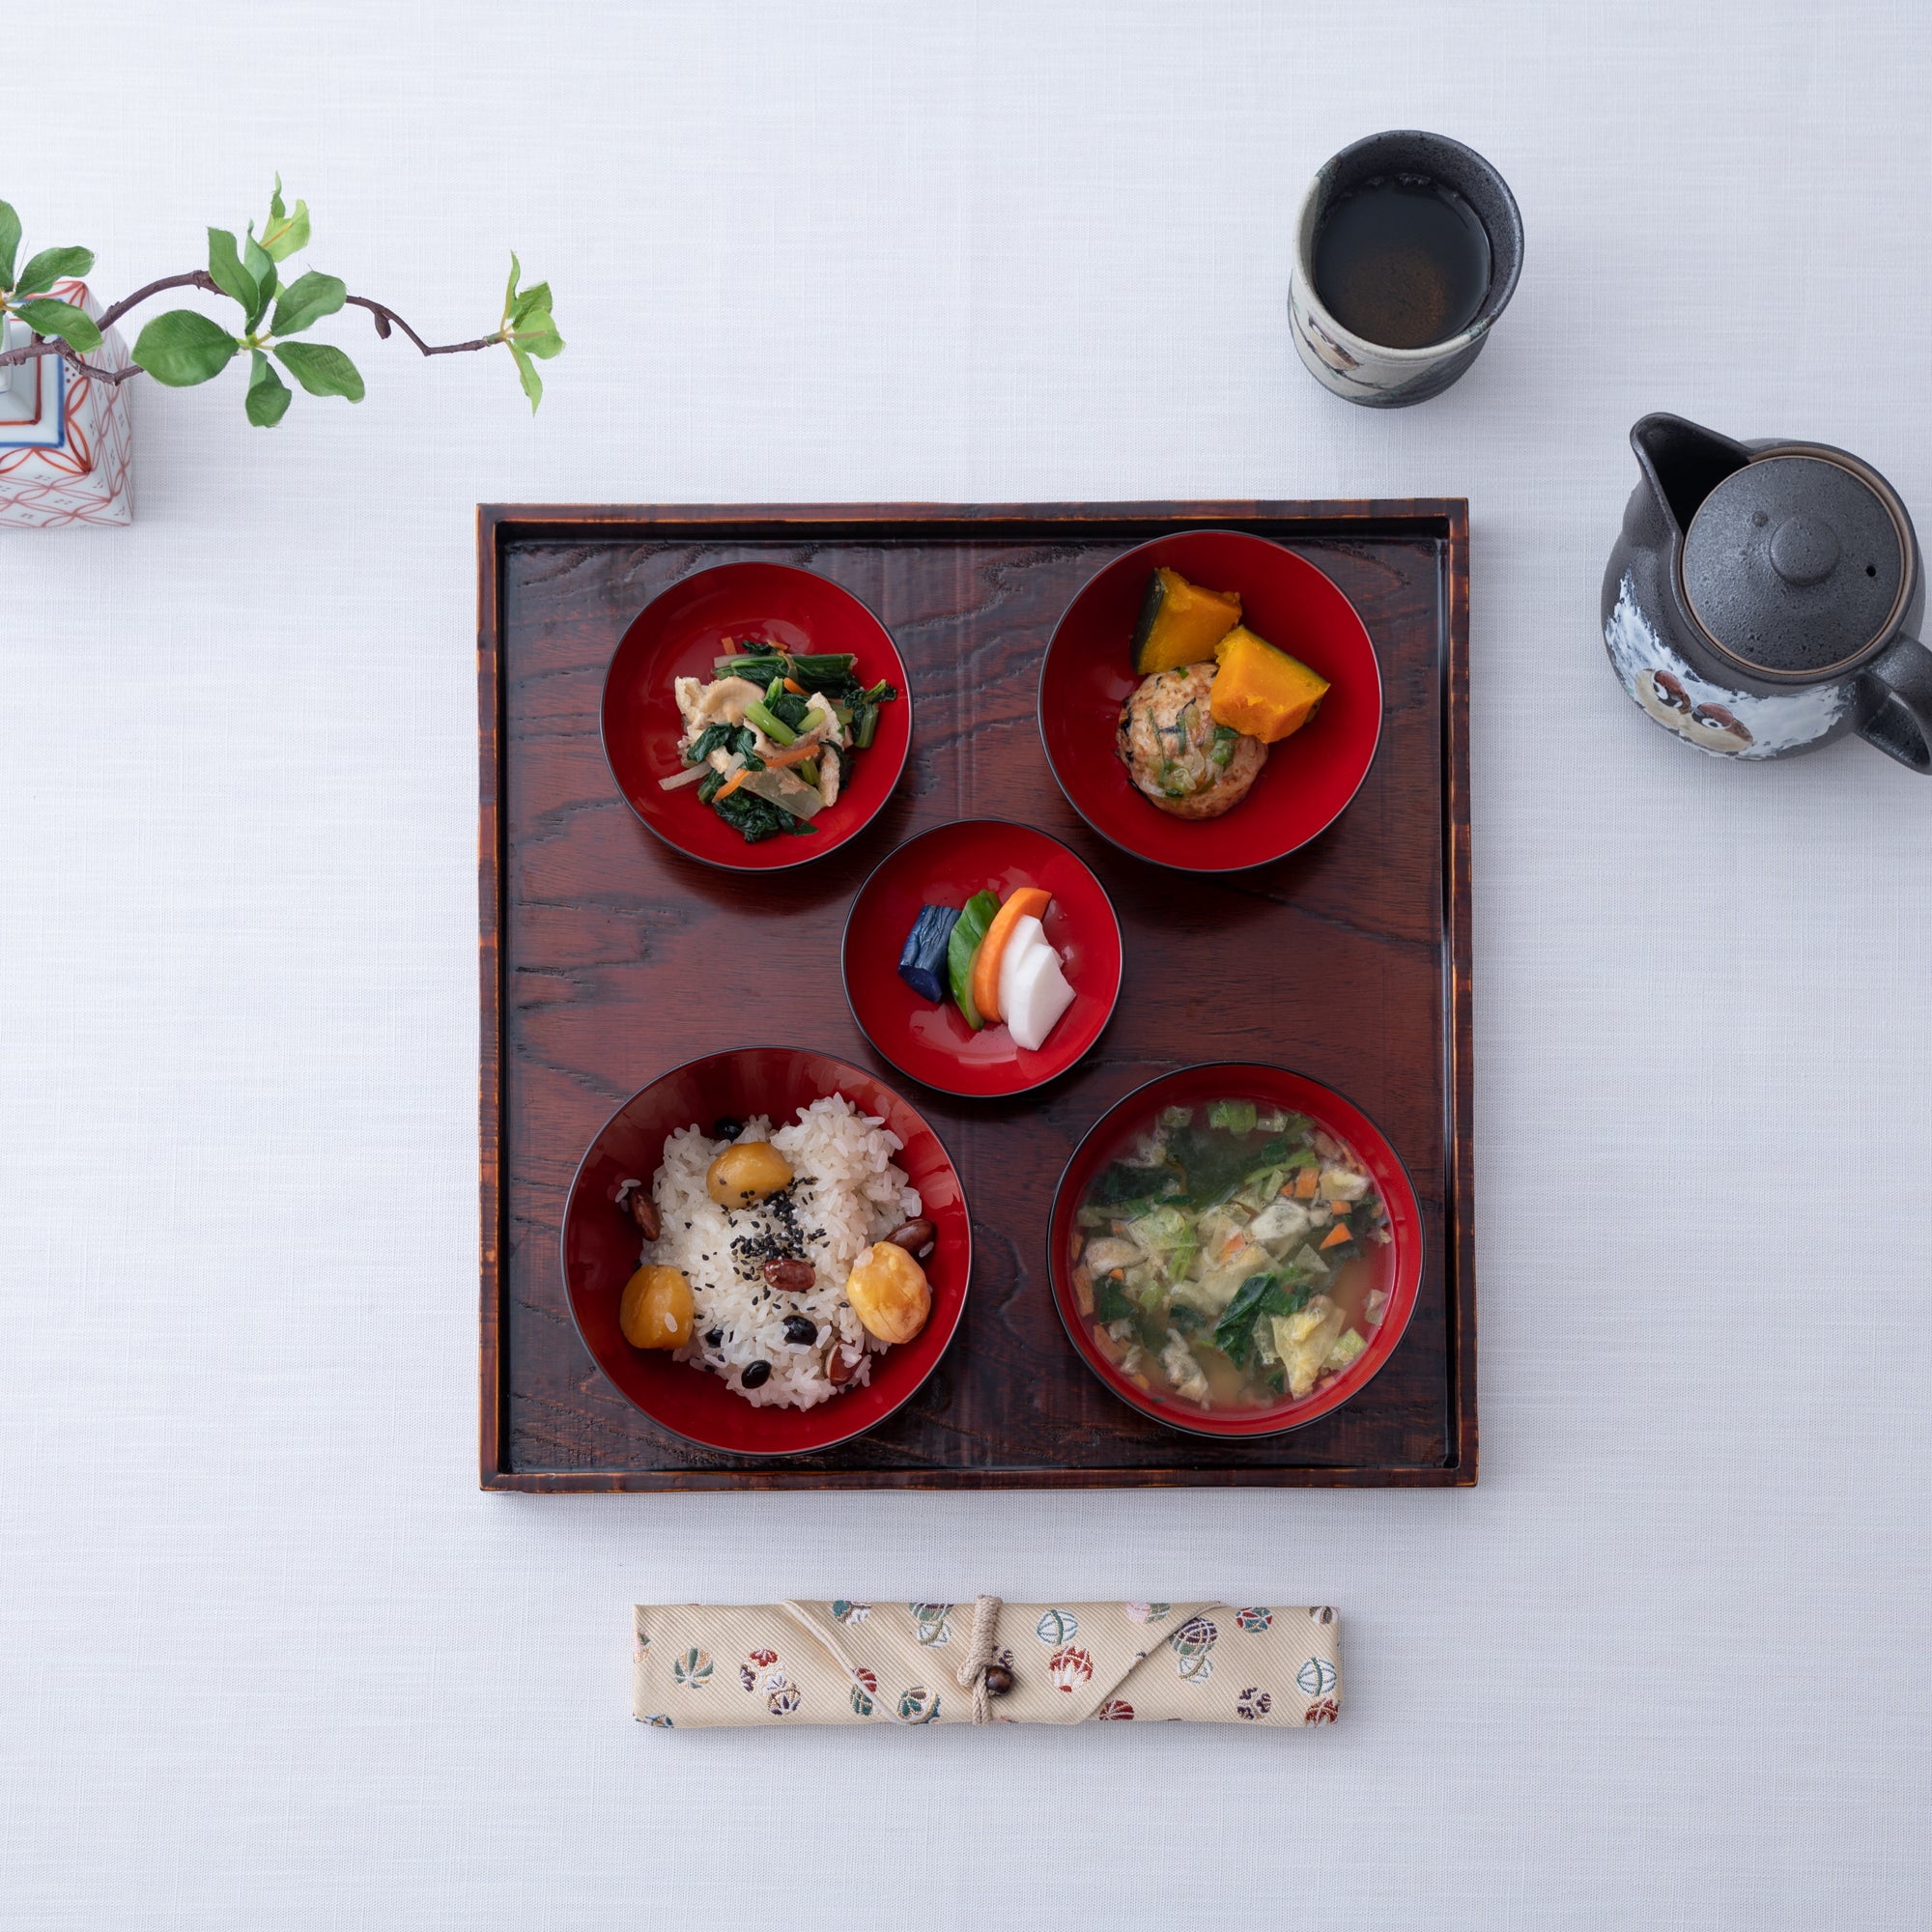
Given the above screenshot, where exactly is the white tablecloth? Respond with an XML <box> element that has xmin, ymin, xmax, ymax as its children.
<box><xmin>5</xmin><ymin>2</ymin><xmax>1929</xmax><ymax>1925</ymax></box>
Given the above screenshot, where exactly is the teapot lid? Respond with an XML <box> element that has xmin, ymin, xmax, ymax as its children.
<box><xmin>1680</xmin><ymin>450</ymin><xmax>1908</xmax><ymax>678</ymax></box>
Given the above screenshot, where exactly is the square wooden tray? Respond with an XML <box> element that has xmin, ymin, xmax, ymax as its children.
<box><xmin>479</xmin><ymin>501</ymin><xmax>1473</xmax><ymax>1489</ymax></box>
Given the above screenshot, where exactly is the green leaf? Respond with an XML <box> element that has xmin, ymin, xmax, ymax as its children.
<box><xmin>242</xmin><ymin>228</ymin><xmax>275</xmax><ymax>328</ymax></box>
<box><xmin>270</xmin><ymin>270</ymin><xmax>346</xmax><ymax>337</ymax></box>
<box><xmin>131</xmin><ymin>308</ymin><xmax>239</xmax><ymax>386</ymax></box>
<box><xmin>13</xmin><ymin>244</ymin><xmax>95</xmax><ymax>298</ymax></box>
<box><xmin>502</xmin><ymin>250</ymin><xmax>522</xmax><ymax>319</ymax></box>
<box><xmin>512</xmin><ymin>315</ymin><xmax>564</xmax><ymax>362</ymax></box>
<box><xmin>206</xmin><ymin>227</ymin><xmax>258</xmax><ymax>313</ymax></box>
<box><xmin>244</xmin><ymin>349</ymin><xmax>292</xmax><ymax>426</ymax></box>
<box><xmin>13</xmin><ymin>298</ymin><xmax>102</xmax><ymax>355</ymax></box>
<box><xmin>261</xmin><ymin>175</ymin><xmax>311</xmax><ymax>263</ymax></box>
<box><xmin>509</xmin><ymin>279</ymin><xmax>552</xmax><ymax>325</ymax></box>
<box><xmin>274</xmin><ymin>339</ymin><xmax>363</xmax><ymax>401</ymax></box>
<box><xmin>508</xmin><ymin>340</ymin><xmax>542</xmax><ymax>412</ymax></box>
<box><xmin>0</xmin><ymin>201</ymin><xmax>20</xmax><ymax>290</ymax></box>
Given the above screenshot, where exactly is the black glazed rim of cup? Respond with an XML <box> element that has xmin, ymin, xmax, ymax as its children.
<box><xmin>1305</xmin><ymin>129</ymin><xmax>1524</xmax><ymax>339</ymax></box>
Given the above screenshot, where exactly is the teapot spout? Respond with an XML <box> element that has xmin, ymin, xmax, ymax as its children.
<box><xmin>1632</xmin><ymin>412</ymin><xmax>1752</xmax><ymax>535</ymax></box>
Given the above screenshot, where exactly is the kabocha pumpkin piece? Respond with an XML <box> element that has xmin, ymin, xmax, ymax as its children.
<box><xmin>1209</xmin><ymin>626</ymin><xmax>1331</xmax><ymax>745</ymax></box>
<box><xmin>1129</xmin><ymin>568</ymin><xmax>1244</xmax><ymax>675</ymax></box>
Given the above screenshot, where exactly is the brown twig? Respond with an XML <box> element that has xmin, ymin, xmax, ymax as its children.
<box><xmin>95</xmin><ymin>270</ymin><xmax>220</xmax><ymax>332</ymax></box>
<box><xmin>344</xmin><ymin>296</ymin><xmax>502</xmax><ymax>357</ymax></box>
<box><xmin>0</xmin><ymin>272</ymin><xmax>504</xmax><ymax>389</ymax></box>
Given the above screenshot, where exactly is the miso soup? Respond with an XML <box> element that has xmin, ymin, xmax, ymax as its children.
<box><xmin>1069</xmin><ymin>1097</ymin><xmax>1392</xmax><ymax>1410</ymax></box>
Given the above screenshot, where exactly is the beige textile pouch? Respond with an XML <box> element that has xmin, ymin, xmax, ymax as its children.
<box><xmin>634</xmin><ymin>1599</ymin><xmax>1341</xmax><ymax>1729</ymax></box>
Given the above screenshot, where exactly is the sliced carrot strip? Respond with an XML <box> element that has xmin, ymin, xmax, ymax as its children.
<box><xmin>782</xmin><ymin>676</ymin><xmax>805</xmax><ymax>695</ymax></box>
<box><xmin>969</xmin><ymin>886</ymin><xmax>1053</xmax><ymax>1023</ymax></box>
<box><xmin>1320</xmin><ymin>1222</ymin><xmax>1352</xmax><ymax>1250</ymax></box>
<box><xmin>1294</xmin><ymin>1167</ymin><xmax>1319</xmax><ymax>1199</ymax></box>
<box><xmin>761</xmin><ymin>741</ymin><xmax>821</xmax><ymax>770</ymax></box>
<box><xmin>713</xmin><ymin>764</ymin><xmax>752</xmax><ymax>802</ymax></box>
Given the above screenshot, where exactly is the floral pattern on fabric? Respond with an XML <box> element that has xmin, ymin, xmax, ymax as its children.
<box><xmin>640</xmin><ymin>1713</ymin><xmax>673</xmax><ymax>1728</ymax></box>
<box><xmin>1236</xmin><ymin>1607</ymin><xmax>1273</xmax><ymax>1633</ymax></box>
<box><xmin>1048</xmin><ymin>1644</ymin><xmax>1094</xmax><ymax>1692</ymax></box>
<box><xmin>831</xmin><ymin>1602</ymin><xmax>870</xmax><ymax>1625</ymax></box>
<box><xmin>1236</xmin><ymin>1688</ymin><xmax>1271</xmax><ymax>1719</ymax></box>
<box><xmin>1125</xmin><ymin>1603</ymin><xmax>1171</xmax><ymax>1624</ymax></box>
<box><xmin>1096</xmin><ymin>1698</ymin><xmax>1135</xmax><ymax>1721</ymax></box>
<box><xmin>672</xmin><ymin>1648</ymin><xmax>714</xmax><ymax>1689</ymax></box>
<box><xmin>897</xmin><ymin>1686</ymin><xmax>940</xmax><ymax>1724</ymax></box>
<box><xmin>1304</xmin><ymin>1696</ymin><xmax>1340</xmax><ymax>1725</ymax></box>
<box><xmin>908</xmin><ymin>1603</ymin><xmax>953</xmax><ymax>1647</ymax></box>
<box><xmin>849</xmin><ymin>1667</ymin><xmax>878</xmax><ymax>1718</ymax></box>
<box><xmin>766</xmin><ymin>1678</ymin><xmax>801</xmax><ymax>1717</ymax></box>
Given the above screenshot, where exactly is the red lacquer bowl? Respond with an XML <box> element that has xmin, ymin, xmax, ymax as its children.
<box><xmin>841</xmin><ymin>819</ymin><xmax>1123</xmax><ymax>1098</ymax></box>
<box><xmin>1038</xmin><ymin>530</ymin><xmax>1382</xmax><ymax>872</ymax></box>
<box><xmin>600</xmin><ymin>562</ymin><xmax>912</xmax><ymax>870</ymax></box>
<box><xmin>560</xmin><ymin>1047</ymin><xmax>971</xmax><ymax>1457</ymax></box>
<box><xmin>1047</xmin><ymin>1063</ymin><xmax>1424</xmax><ymax>1438</ymax></box>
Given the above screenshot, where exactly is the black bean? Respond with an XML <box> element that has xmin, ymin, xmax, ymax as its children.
<box><xmin>782</xmin><ymin>1314</ymin><xmax>817</xmax><ymax>1346</ymax></box>
<box><xmin>712</xmin><ymin>1116</ymin><xmax>745</xmax><ymax>1142</ymax></box>
<box><xmin>705</xmin><ymin>1329</ymin><xmax>723</xmax><ymax>1347</ymax></box>
<box><xmin>740</xmin><ymin>1359</ymin><xmax>772</xmax><ymax>1388</ymax></box>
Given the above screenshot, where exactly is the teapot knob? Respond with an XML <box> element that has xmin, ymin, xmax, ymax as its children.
<box><xmin>1769</xmin><ymin>514</ymin><xmax>1840</xmax><ymax>586</ymax></box>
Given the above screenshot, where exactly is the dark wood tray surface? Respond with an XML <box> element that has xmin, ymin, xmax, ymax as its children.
<box><xmin>478</xmin><ymin>501</ymin><xmax>1473</xmax><ymax>1489</ymax></box>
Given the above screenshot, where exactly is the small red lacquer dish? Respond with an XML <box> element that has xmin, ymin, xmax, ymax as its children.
<box><xmin>600</xmin><ymin>561</ymin><xmax>912</xmax><ymax>871</ymax></box>
<box><xmin>1047</xmin><ymin>1063</ymin><xmax>1424</xmax><ymax>1438</ymax></box>
<box><xmin>560</xmin><ymin>1047</ymin><xmax>970</xmax><ymax>1457</ymax></box>
<box><xmin>1037</xmin><ymin>530</ymin><xmax>1381</xmax><ymax>872</ymax></box>
<box><xmin>841</xmin><ymin>819</ymin><xmax>1123</xmax><ymax>1099</ymax></box>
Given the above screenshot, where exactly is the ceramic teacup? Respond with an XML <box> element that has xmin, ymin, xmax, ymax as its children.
<box><xmin>1289</xmin><ymin>130</ymin><xmax>1523</xmax><ymax>409</ymax></box>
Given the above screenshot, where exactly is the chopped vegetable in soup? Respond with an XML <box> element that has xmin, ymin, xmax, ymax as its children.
<box><xmin>1069</xmin><ymin>1100</ymin><xmax>1392</xmax><ymax>1408</ymax></box>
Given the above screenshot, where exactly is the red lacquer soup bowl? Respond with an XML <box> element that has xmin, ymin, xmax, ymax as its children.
<box><xmin>1038</xmin><ymin>530</ymin><xmax>1381</xmax><ymax>872</ymax></box>
<box><xmin>560</xmin><ymin>1047</ymin><xmax>971</xmax><ymax>1457</ymax></box>
<box><xmin>841</xmin><ymin>819</ymin><xmax>1124</xmax><ymax>1098</ymax></box>
<box><xmin>601</xmin><ymin>561</ymin><xmax>912</xmax><ymax>871</ymax></box>
<box><xmin>1047</xmin><ymin>1063</ymin><xmax>1424</xmax><ymax>1438</ymax></box>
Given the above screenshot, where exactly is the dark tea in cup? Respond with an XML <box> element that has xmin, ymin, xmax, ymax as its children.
<box><xmin>1289</xmin><ymin>130</ymin><xmax>1522</xmax><ymax>408</ymax></box>
<box><xmin>1312</xmin><ymin>174</ymin><xmax>1493</xmax><ymax>352</ymax></box>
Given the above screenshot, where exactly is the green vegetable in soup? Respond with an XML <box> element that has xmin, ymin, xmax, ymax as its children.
<box><xmin>1093</xmin><ymin>1277</ymin><xmax>1135</xmax><ymax>1325</ymax></box>
<box><xmin>1208</xmin><ymin>1098</ymin><xmax>1257</xmax><ymax>1134</ymax></box>
<box><xmin>1093</xmin><ymin>1161</ymin><xmax>1178</xmax><ymax>1208</ymax></box>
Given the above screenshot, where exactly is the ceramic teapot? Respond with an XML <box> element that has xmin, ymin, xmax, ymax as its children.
<box><xmin>1603</xmin><ymin>413</ymin><xmax>1932</xmax><ymax>771</ymax></box>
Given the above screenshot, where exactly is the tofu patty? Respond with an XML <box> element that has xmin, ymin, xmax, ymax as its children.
<box><xmin>1116</xmin><ymin>664</ymin><xmax>1267</xmax><ymax>820</ymax></box>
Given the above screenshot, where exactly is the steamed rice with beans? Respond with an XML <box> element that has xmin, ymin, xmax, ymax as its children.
<box><xmin>629</xmin><ymin>1095</ymin><xmax>923</xmax><ymax>1408</ymax></box>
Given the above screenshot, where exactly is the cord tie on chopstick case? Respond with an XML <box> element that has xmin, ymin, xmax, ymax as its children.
<box><xmin>952</xmin><ymin>1594</ymin><xmax>1006</xmax><ymax>1723</ymax></box>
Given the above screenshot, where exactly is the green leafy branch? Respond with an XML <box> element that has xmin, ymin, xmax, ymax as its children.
<box><xmin>0</xmin><ymin>178</ymin><xmax>561</xmax><ymax>423</ymax></box>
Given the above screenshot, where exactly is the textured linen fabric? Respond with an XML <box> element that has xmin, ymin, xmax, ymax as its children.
<box><xmin>4</xmin><ymin>2</ymin><xmax>1932</xmax><ymax>1929</ymax></box>
<box><xmin>633</xmin><ymin>1601</ymin><xmax>1342</xmax><ymax>1727</ymax></box>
